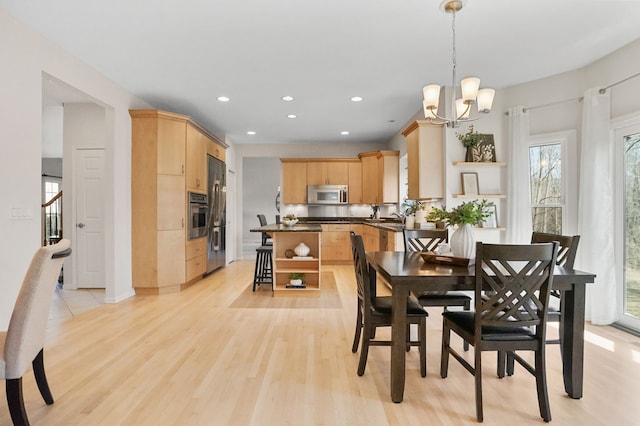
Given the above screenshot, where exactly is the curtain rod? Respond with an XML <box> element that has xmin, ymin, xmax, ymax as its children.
<box><xmin>505</xmin><ymin>71</ymin><xmax>640</xmax><ymax>115</ymax></box>
<box><xmin>599</xmin><ymin>71</ymin><xmax>640</xmax><ymax>94</ymax></box>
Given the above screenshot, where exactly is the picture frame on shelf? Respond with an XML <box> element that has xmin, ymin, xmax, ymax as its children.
<box><xmin>480</xmin><ymin>205</ymin><xmax>498</xmax><ymax>228</ymax></box>
<box><xmin>461</xmin><ymin>172</ymin><xmax>479</xmax><ymax>195</ymax></box>
<box><xmin>471</xmin><ymin>134</ymin><xmax>496</xmax><ymax>162</ymax></box>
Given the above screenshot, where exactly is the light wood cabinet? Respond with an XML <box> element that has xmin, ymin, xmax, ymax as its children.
<box><xmin>272</xmin><ymin>231</ymin><xmax>321</xmax><ymax>296</ymax></box>
<box><xmin>402</xmin><ymin>120</ymin><xmax>444</xmax><ymax>199</ymax></box>
<box><xmin>348</xmin><ymin>161</ymin><xmax>363</xmax><ymax>204</ymax></box>
<box><xmin>321</xmin><ymin>224</ymin><xmax>351</xmax><ymax>264</ymax></box>
<box><xmin>359</xmin><ymin>151</ymin><xmax>399</xmax><ymax>204</ymax></box>
<box><xmin>362</xmin><ymin>224</ymin><xmax>380</xmax><ymax>253</ymax></box>
<box><xmin>307</xmin><ymin>161</ymin><xmax>349</xmax><ymax>185</ymax></box>
<box><xmin>186</xmin><ymin>124</ymin><xmax>207</xmax><ymax>191</ymax></box>
<box><xmin>131</xmin><ymin>109</ymin><xmax>225</xmax><ymax>294</ymax></box>
<box><xmin>281</xmin><ymin>160</ymin><xmax>308</xmax><ymax>204</ymax></box>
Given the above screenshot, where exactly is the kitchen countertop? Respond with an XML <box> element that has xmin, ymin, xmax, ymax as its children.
<box><xmin>250</xmin><ymin>223</ymin><xmax>323</xmax><ymax>233</ymax></box>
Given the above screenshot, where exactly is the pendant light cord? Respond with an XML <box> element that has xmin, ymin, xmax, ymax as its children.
<box><xmin>451</xmin><ymin>9</ymin><xmax>457</xmax><ymax>120</ymax></box>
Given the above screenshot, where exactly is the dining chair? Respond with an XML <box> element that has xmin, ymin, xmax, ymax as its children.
<box><xmin>350</xmin><ymin>232</ymin><xmax>428</xmax><ymax>377</ymax></box>
<box><xmin>257</xmin><ymin>214</ymin><xmax>272</xmax><ymax>246</ymax></box>
<box><xmin>1</xmin><ymin>239</ymin><xmax>71</xmax><ymax>426</ymax></box>
<box><xmin>499</xmin><ymin>231</ymin><xmax>581</xmax><ymax>377</ymax></box>
<box><xmin>403</xmin><ymin>228</ymin><xmax>471</xmax><ymax>351</ymax></box>
<box><xmin>440</xmin><ymin>241</ymin><xmax>558</xmax><ymax>422</ymax></box>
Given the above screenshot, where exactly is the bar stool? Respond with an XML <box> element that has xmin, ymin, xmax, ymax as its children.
<box><xmin>253</xmin><ymin>245</ymin><xmax>273</xmax><ymax>291</ymax></box>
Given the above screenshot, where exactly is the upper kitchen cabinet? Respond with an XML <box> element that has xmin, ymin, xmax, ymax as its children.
<box><xmin>402</xmin><ymin>120</ymin><xmax>444</xmax><ymax>200</ymax></box>
<box><xmin>359</xmin><ymin>150</ymin><xmax>399</xmax><ymax>204</ymax></box>
<box><xmin>281</xmin><ymin>160</ymin><xmax>307</xmax><ymax>204</ymax></box>
<box><xmin>186</xmin><ymin>124</ymin><xmax>207</xmax><ymax>192</ymax></box>
<box><xmin>347</xmin><ymin>160</ymin><xmax>363</xmax><ymax>204</ymax></box>
<box><xmin>306</xmin><ymin>160</ymin><xmax>349</xmax><ymax>185</ymax></box>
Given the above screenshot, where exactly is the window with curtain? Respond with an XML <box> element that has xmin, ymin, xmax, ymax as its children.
<box><xmin>527</xmin><ymin>131</ymin><xmax>577</xmax><ymax>237</ymax></box>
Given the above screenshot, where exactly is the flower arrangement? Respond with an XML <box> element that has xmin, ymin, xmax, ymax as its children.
<box><xmin>456</xmin><ymin>125</ymin><xmax>481</xmax><ymax>149</ymax></box>
<box><xmin>426</xmin><ymin>199</ymin><xmax>494</xmax><ymax>227</ymax></box>
<box><xmin>401</xmin><ymin>199</ymin><xmax>424</xmax><ymax>216</ymax></box>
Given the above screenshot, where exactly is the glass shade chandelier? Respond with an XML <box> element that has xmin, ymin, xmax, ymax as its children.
<box><xmin>423</xmin><ymin>0</ymin><xmax>495</xmax><ymax>128</ymax></box>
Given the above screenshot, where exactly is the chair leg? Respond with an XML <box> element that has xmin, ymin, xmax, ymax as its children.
<box><xmin>357</xmin><ymin>323</ymin><xmax>373</xmax><ymax>376</ymax></box>
<box><xmin>33</xmin><ymin>349</ymin><xmax>54</xmax><ymax>405</ymax></box>
<box><xmin>506</xmin><ymin>352</ymin><xmax>515</xmax><ymax>376</ymax></box>
<box><xmin>535</xmin><ymin>348</ymin><xmax>552</xmax><ymax>422</ymax></box>
<box><xmin>352</xmin><ymin>304</ymin><xmax>362</xmax><ymax>353</ymax></box>
<box><xmin>252</xmin><ymin>253</ymin><xmax>261</xmax><ymax>291</ymax></box>
<box><xmin>475</xmin><ymin>346</ymin><xmax>484</xmax><ymax>422</ymax></box>
<box><xmin>7</xmin><ymin>377</ymin><xmax>29</xmax><ymax>426</ymax></box>
<box><xmin>463</xmin><ymin>300</ymin><xmax>471</xmax><ymax>352</ymax></box>
<box><xmin>419</xmin><ymin>319</ymin><xmax>427</xmax><ymax>378</ymax></box>
<box><xmin>497</xmin><ymin>350</ymin><xmax>506</xmax><ymax>378</ymax></box>
<box><xmin>440</xmin><ymin>321</ymin><xmax>451</xmax><ymax>378</ymax></box>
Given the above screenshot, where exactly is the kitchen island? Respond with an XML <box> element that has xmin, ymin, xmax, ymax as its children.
<box><xmin>251</xmin><ymin>223</ymin><xmax>323</xmax><ymax>296</ymax></box>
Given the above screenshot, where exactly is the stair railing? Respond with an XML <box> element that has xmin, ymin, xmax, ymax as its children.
<box><xmin>42</xmin><ymin>190</ymin><xmax>63</xmax><ymax>246</ymax></box>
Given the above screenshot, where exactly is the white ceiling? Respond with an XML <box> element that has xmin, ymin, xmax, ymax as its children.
<box><xmin>4</xmin><ymin>0</ymin><xmax>640</xmax><ymax>145</ymax></box>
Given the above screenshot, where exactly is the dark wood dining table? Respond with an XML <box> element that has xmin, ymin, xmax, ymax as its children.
<box><xmin>366</xmin><ymin>250</ymin><xmax>596</xmax><ymax>403</ymax></box>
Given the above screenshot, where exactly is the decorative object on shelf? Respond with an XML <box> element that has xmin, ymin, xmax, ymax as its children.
<box><xmin>457</xmin><ymin>125</ymin><xmax>481</xmax><ymax>161</ymax></box>
<box><xmin>427</xmin><ymin>199</ymin><xmax>495</xmax><ymax>259</ymax></box>
<box><xmin>282</xmin><ymin>214</ymin><xmax>298</xmax><ymax>226</ymax></box>
<box><xmin>472</xmin><ymin>134</ymin><xmax>496</xmax><ymax>162</ymax></box>
<box><xmin>421</xmin><ymin>0</ymin><xmax>495</xmax><ymax>128</ymax></box>
<box><xmin>480</xmin><ymin>204</ymin><xmax>498</xmax><ymax>228</ymax></box>
<box><xmin>294</xmin><ymin>242</ymin><xmax>310</xmax><ymax>257</ymax></box>
<box><xmin>461</xmin><ymin>172</ymin><xmax>479</xmax><ymax>195</ymax></box>
<box><xmin>289</xmin><ymin>272</ymin><xmax>305</xmax><ymax>286</ymax></box>
<box><xmin>284</xmin><ymin>248</ymin><xmax>295</xmax><ymax>258</ymax></box>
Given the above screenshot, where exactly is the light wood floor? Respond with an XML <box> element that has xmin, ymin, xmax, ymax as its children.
<box><xmin>2</xmin><ymin>261</ymin><xmax>640</xmax><ymax>425</ymax></box>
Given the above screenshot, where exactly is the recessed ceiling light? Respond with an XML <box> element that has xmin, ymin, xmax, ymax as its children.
<box><xmin>350</xmin><ymin>96</ymin><xmax>363</xmax><ymax>102</ymax></box>
<box><xmin>281</xmin><ymin>96</ymin><xmax>294</xmax><ymax>101</ymax></box>
<box><xmin>247</xmin><ymin>131</ymin><xmax>256</xmax><ymax>135</ymax></box>
<box><xmin>341</xmin><ymin>131</ymin><xmax>350</xmax><ymax>135</ymax></box>
<box><xmin>217</xmin><ymin>96</ymin><xmax>230</xmax><ymax>102</ymax></box>
<box><xmin>286</xmin><ymin>114</ymin><xmax>297</xmax><ymax>119</ymax></box>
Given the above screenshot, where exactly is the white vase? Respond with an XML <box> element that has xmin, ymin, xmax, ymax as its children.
<box><xmin>450</xmin><ymin>223</ymin><xmax>476</xmax><ymax>259</ymax></box>
<box><xmin>405</xmin><ymin>215</ymin><xmax>415</xmax><ymax>229</ymax></box>
<box><xmin>294</xmin><ymin>242</ymin><xmax>310</xmax><ymax>257</ymax></box>
<box><xmin>414</xmin><ymin>210</ymin><xmax>426</xmax><ymax>224</ymax></box>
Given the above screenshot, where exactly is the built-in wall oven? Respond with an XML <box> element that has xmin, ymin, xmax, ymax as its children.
<box><xmin>188</xmin><ymin>192</ymin><xmax>208</xmax><ymax>240</ymax></box>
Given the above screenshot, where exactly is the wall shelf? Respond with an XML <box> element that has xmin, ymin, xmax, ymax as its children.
<box><xmin>453</xmin><ymin>194</ymin><xmax>506</xmax><ymax>199</ymax></box>
<box><xmin>453</xmin><ymin>161</ymin><xmax>506</xmax><ymax>167</ymax></box>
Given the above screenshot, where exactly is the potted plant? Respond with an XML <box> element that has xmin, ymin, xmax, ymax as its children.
<box><xmin>456</xmin><ymin>125</ymin><xmax>481</xmax><ymax>162</ymax></box>
<box><xmin>401</xmin><ymin>200</ymin><xmax>424</xmax><ymax>228</ymax></box>
<box><xmin>289</xmin><ymin>272</ymin><xmax>304</xmax><ymax>286</ymax></box>
<box><xmin>427</xmin><ymin>199</ymin><xmax>494</xmax><ymax>258</ymax></box>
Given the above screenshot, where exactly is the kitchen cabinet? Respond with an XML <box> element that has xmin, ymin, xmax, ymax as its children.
<box><xmin>272</xmin><ymin>231</ymin><xmax>321</xmax><ymax>295</ymax></box>
<box><xmin>306</xmin><ymin>161</ymin><xmax>349</xmax><ymax>185</ymax></box>
<box><xmin>402</xmin><ymin>120</ymin><xmax>444</xmax><ymax>200</ymax></box>
<box><xmin>130</xmin><ymin>109</ymin><xmax>225</xmax><ymax>294</ymax></box>
<box><xmin>281</xmin><ymin>160</ymin><xmax>308</xmax><ymax>204</ymax></box>
<box><xmin>362</xmin><ymin>224</ymin><xmax>380</xmax><ymax>253</ymax></box>
<box><xmin>186</xmin><ymin>124</ymin><xmax>207</xmax><ymax>191</ymax></box>
<box><xmin>321</xmin><ymin>224</ymin><xmax>351</xmax><ymax>264</ymax></box>
<box><xmin>359</xmin><ymin>151</ymin><xmax>399</xmax><ymax>204</ymax></box>
<box><xmin>348</xmin><ymin>161</ymin><xmax>363</xmax><ymax>204</ymax></box>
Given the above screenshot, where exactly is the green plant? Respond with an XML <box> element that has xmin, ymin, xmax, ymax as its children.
<box><xmin>427</xmin><ymin>199</ymin><xmax>494</xmax><ymax>227</ymax></box>
<box><xmin>402</xmin><ymin>199</ymin><xmax>424</xmax><ymax>216</ymax></box>
<box><xmin>456</xmin><ymin>124</ymin><xmax>481</xmax><ymax>148</ymax></box>
<box><xmin>290</xmin><ymin>272</ymin><xmax>304</xmax><ymax>280</ymax></box>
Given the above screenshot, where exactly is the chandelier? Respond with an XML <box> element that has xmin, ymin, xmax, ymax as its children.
<box><xmin>422</xmin><ymin>0</ymin><xmax>495</xmax><ymax>128</ymax></box>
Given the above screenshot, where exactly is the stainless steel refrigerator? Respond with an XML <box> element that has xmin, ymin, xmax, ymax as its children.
<box><xmin>207</xmin><ymin>155</ymin><xmax>226</xmax><ymax>273</ymax></box>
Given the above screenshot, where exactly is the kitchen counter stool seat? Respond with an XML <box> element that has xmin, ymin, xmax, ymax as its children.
<box><xmin>253</xmin><ymin>245</ymin><xmax>273</xmax><ymax>291</ymax></box>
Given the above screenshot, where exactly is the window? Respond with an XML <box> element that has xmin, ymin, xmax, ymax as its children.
<box><xmin>527</xmin><ymin>131</ymin><xmax>576</xmax><ymax>236</ymax></box>
<box><xmin>614</xmin><ymin>117</ymin><xmax>640</xmax><ymax>331</ymax></box>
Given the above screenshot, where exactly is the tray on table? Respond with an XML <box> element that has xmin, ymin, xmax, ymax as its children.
<box><xmin>419</xmin><ymin>251</ymin><xmax>475</xmax><ymax>266</ymax></box>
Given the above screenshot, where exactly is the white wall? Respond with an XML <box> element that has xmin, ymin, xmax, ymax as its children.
<box><xmin>0</xmin><ymin>10</ymin><xmax>150</xmax><ymax>328</ymax></box>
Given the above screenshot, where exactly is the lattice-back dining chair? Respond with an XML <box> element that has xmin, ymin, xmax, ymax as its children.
<box><xmin>403</xmin><ymin>228</ymin><xmax>471</xmax><ymax>351</ymax></box>
<box><xmin>1</xmin><ymin>239</ymin><xmax>71</xmax><ymax>426</ymax></box>
<box><xmin>499</xmin><ymin>231</ymin><xmax>581</xmax><ymax>377</ymax></box>
<box><xmin>350</xmin><ymin>232</ymin><xmax>428</xmax><ymax>377</ymax></box>
<box><xmin>440</xmin><ymin>241</ymin><xmax>558</xmax><ymax>422</ymax></box>
<box><xmin>257</xmin><ymin>214</ymin><xmax>272</xmax><ymax>246</ymax></box>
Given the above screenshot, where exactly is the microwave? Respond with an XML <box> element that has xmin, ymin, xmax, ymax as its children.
<box><xmin>307</xmin><ymin>185</ymin><xmax>348</xmax><ymax>205</ymax></box>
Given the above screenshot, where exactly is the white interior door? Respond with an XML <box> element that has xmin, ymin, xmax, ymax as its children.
<box><xmin>74</xmin><ymin>148</ymin><xmax>105</xmax><ymax>288</ymax></box>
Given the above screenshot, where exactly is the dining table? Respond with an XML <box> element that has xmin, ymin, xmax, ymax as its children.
<box><xmin>366</xmin><ymin>250</ymin><xmax>596</xmax><ymax>403</ymax></box>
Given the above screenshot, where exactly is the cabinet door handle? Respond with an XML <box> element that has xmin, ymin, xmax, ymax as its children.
<box><xmin>182</xmin><ymin>218</ymin><xmax>184</xmax><ymax>228</ymax></box>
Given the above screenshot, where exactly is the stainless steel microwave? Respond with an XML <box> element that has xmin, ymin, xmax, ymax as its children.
<box><xmin>307</xmin><ymin>185</ymin><xmax>348</xmax><ymax>205</ymax></box>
